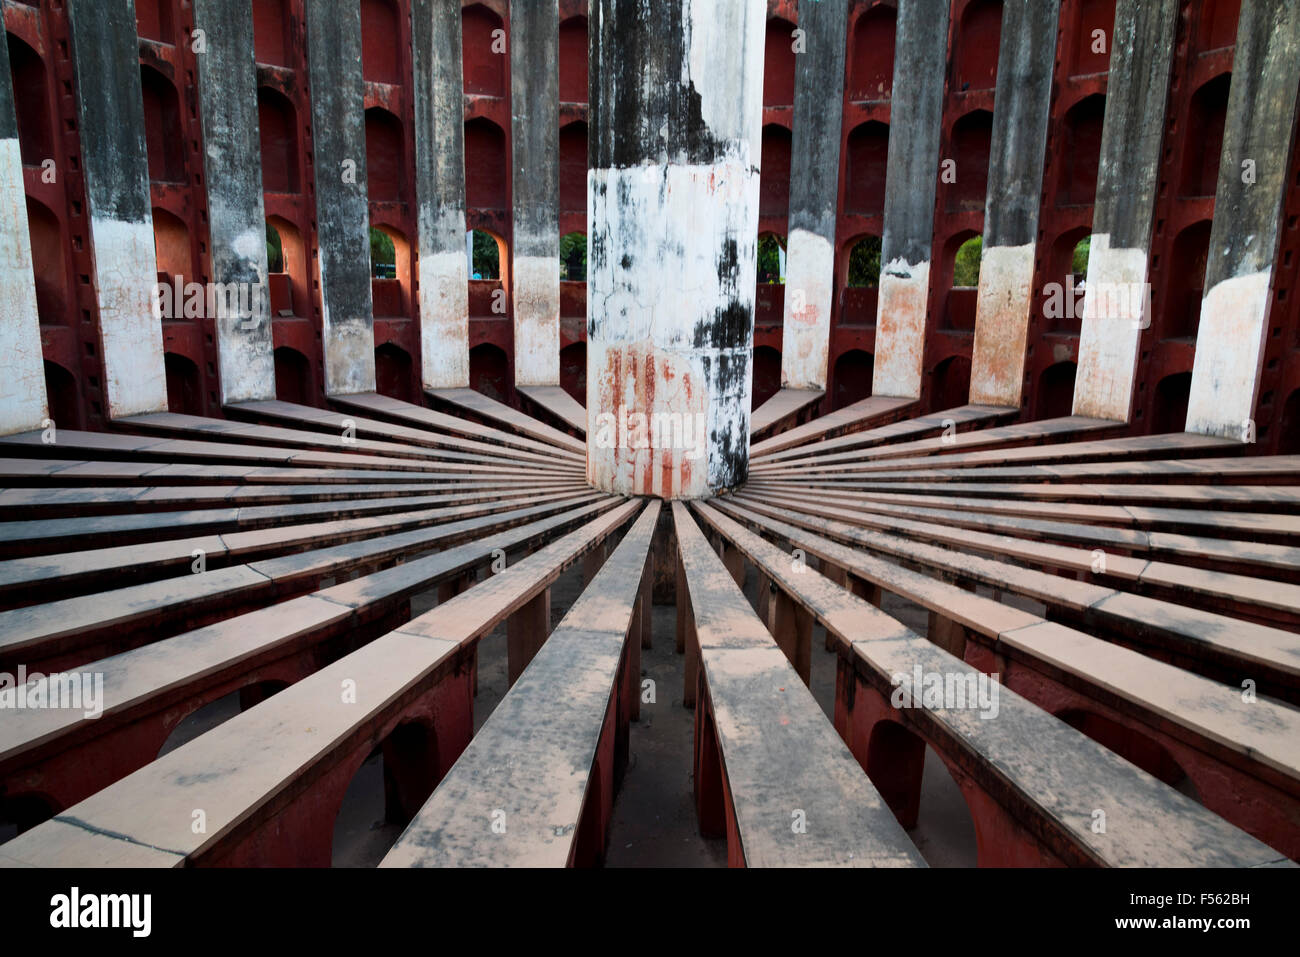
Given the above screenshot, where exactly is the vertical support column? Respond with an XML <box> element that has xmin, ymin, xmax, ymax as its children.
<box><xmin>305</xmin><ymin>0</ymin><xmax>376</xmax><ymax>396</ymax></box>
<box><xmin>968</xmin><ymin>0</ymin><xmax>1060</xmax><ymax>409</ymax></box>
<box><xmin>506</xmin><ymin>587</ymin><xmax>551</xmax><ymax>686</ymax></box>
<box><xmin>511</xmin><ymin>0</ymin><xmax>561</xmax><ymax>387</ymax></box>
<box><xmin>0</xmin><ymin>36</ymin><xmax>47</xmax><ymax>434</ymax></box>
<box><xmin>413</xmin><ymin>0</ymin><xmax>471</xmax><ymax>390</ymax></box>
<box><xmin>67</xmin><ymin>0</ymin><xmax>167</xmax><ymax>419</ymax></box>
<box><xmin>587</xmin><ymin>0</ymin><xmax>764</xmax><ymax>499</ymax></box>
<box><xmin>1186</xmin><ymin>0</ymin><xmax>1300</xmax><ymax>440</ymax></box>
<box><xmin>780</xmin><ymin>0</ymin><xmax>848</xmax><ymax>391</ymax></box>
<box><xmin>1072</xmin><ymin>0</ymin><xmax>1179</xmax><ymax>421</ymax></box>
<box><xmin>193</xmin><ymin>0</ymin><xmax>276</xmax><ymax>405</ymax></box>
<box><xmin>871</xmin><ymin>0</ymin><xmax>950</xmax><ymax>400</ymax></box>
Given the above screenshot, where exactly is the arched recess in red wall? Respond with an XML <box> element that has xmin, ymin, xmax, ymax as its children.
<box><xmin>1162</xmin><ymin>220</ymin><xmax>1212</xmax><ymax>342</ymax></box>
<box><xmin>1036</xmin><ymin>361</ymin><xmax>1077</xmax><ymax>420</ymax></box>
<box><xmin>151</xmin><ymin>207</ymin><xmax>190</xmax><ymax>287</ymax></box>
<box><xmin>559</xmin><ymin>122</ymin><xmax>587</xmax><ymax>214</ymax></box>
<box><xmin>164</xmin><ymin>352</ymin><xmax>203</xmax><ymax>416</ymax></box>
<box><xmin>464</xmin><ymin>117</ymin><xmax>507</xmax><ymax>210</ymax></box>
<box><xmin>1069</xmin><ymin>0</ymin><xmax>1116</xmax><ymax>76</ymax></box>
<box><xmin>848</xmin><ymin>4</ymin><xmax>896</xmax><ymax>101</ymax></box>
<box><xmin>365</xmin><ymin>107</ymin><xmax>406</xmax><ymax>204</ymax></box>
<box><xmin>953</xmin><ymin>0</ymin><xmax>1003</xmax><ymax>92</ymax></box>
<box><xmin>361</xmin><ymin>0</ymin><xmax>403</xmax><ymax>84</ymax></box>
<box><xmin>759</xmin><ymin>124</ymin><xmax>792</xmax><ymax>222</ymax></box>
<box><xmin>832</xmin><ymin>349</ymin><xmax>873</xmax><ymax>410</ymax></box>
<box><xmin>763</xmin><ymin>18</ymin><xmax>796</xmax><ymax>108</ymax></box>
<box><xmin>252</xmin><ymin>0</ymin><xmax>291</xmax><ymax>67</ymax></box>
<box><xmin>258</xmin><ymin>88</ymin><xmax>301</xmax><ymax>194</ymax></box>
<box><xmin>1061</xmin><ymin>94</ymin><xmax>1105</xmax><ymax>205</ymax></box>
<box><xmin>1199</xmin><ymin>0</ymin><xmax>1242</xmax><ymax>52</ymax></box>
<box><xmin>1180</xmin><ymin>73</ymin><xmax>1231</xmax><ymax>199</ymax></box>
<box><xmin>752</xmin><ymin>345</ymin><xmax>782</xmax><ymax>409</ymax></box>
<box><xmin>845</xmin><ymin>121</ymin><xmax>889</xmax><ymax>215</ymax></box>
<box><xmin>1152</xmin><ymin>371</ymin><xmax>1192</xmax><ymax>434</ymax></box>
<box><xmin>558</xmin><ymin>16</ymin><xmax>588</xmax><ymax>103</ymax></box>
<box><xmin>930</xmin><ymin>354</ymin><xmax>971</xmax><ymax>411</ymax></box>
<box><xmin>463</xmin><ymin>4</ymin><xmax>506</xmax><ymax>97</ymax></box>
<box><xmin>470</xmin><ymin>342</ymin><xmax>510</xmax><ymax>404</ymax></box>
<box><xmin>140</xmin><ymin>66</ymin><xmax>186</xmax><ymax>184</ymax></box>
<box><xmin>7</xmin><ymin>34</ymin><xmax>52</xmax><ymax>165</ymax></box>
<box><xmin>945</xmin><ymin>110</ymin><xmax>992</xmax><ymax>211</ymax></box>
<box><xmin>560</xmin><ymin>341</ymin><xmax>586</xmax><ymax>404</ymax></box>
<box><xmin>44</xmin><ymin>360</ymin><xmax>80</xmax><ymax>431</ymax></box>
<box><xmin>375</xmin><ymin>343</ymin><xmax>417</xmax><ymax>404</ymax></box>
<box><xmin>135</xmin><ymin>0</ymin><xmax>175</xmax><ymax>45</ymax></box>
<box><xmin>274</xmin><ymin>346</ymin><xmax>313</xmax><ymax>406</ymax></box>
<box><xmin>26</xmin><ymin>198</ymin><xmax>71</xmax><ymax>327</ymax></box>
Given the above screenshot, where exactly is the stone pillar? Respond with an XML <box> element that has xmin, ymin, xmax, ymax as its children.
<box><xmin>587</xmin><ymin>0</ymin><xmax>763</xmax><ymax>499</ymax></box>
<box><xmin>305</xmin><ymin>0</ymin><xmax>376</xmax><ymax>396</ymax></box>
<box><xmin>193</xmin><ymin>0</ymin><xmax>276</xmax><ymax>405</ymax></box>
<box><xmin>1185</xmin><ymin>0</ymin><xmax>1300</xmax><ymax>440</ymax></box>
<box><xmin>968</xmin><ymin>0</ymin><xmax>1060</xmax><ymax>409</ymax></box>
<box><xmin>0</xmin><ymin>34</ymin><xmax>47</xmax><ymax>434</ymax></box>
<box><xmin>780</xmin><ymin>0</ymin><xmax>848</xmax><ymax>392</ymax></box>
<box><xmin>1072</xmin><ymin>0</ymin><xmax>1179</xmax><ymax>422</ymax></box>
<box><xmin>511</xmin><ymin>0</ymin><xmax>560</xmax><ymax>387</ymax></box>
<box><xmin>67</xmin><ymin>0</ymin><xmax>168</xmax><ymax>419</ymax></box>
<box><xmin>413</xmin><ymin>0</ymin><xmax>470</xmax><ymax>390</ymax></box>
<box><xmin>871</xmin><ymin>0</ymin><xmax>950</xmax><ymax>400</ymax></box>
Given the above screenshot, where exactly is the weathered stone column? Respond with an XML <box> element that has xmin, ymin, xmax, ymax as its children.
<box><xmin>1072</xmin><ymin>0</ymin><xmax>1179</xmax><ymax>422</ymax></box>
<box><xmin>413</xmin><ymin>0</ymin><xmax>470</xmax><ymax>390</ymax></box>
<box><xmin>1185</xmin><ymin>0</ymin><xmax>1300</xmax><ymax>440</ymax></box>
<box><xmin>67</xmin><ymin>0</ymin><xmax>168</xmax><ymax>419</ymax></box>
<box><xmin>587</xmin><ymin>0</ymin><xmax>763</xmax><ymax>499</ymax></box>
<box><xmin>511</xmin><ymin>0</ymin><xmax>560</xmax><ymax>387</ymax></box>
<box><xmin>193</xmin><ymin>0</ymin><xmax>276</xmax><ymax>405</ymax></box>
<box><xmin>306</xmin><ymin>0</ymin><xmax>376</xmax><ymax>396</ymax></box>
<box><xmin>968</xmin><ymin>0</ymin><xmax>1059</xmax><ymax>409</ymax></box>
<box><xmin>871</xmin><ymin>0</ymin><xmax>949</xmax><ymax>400</ymax></box>
<box><xmin>780</xmin><ymin>0</ymin><xmax>848</xmax><ymax>392</ymax></box>
<box><xmin>0</xmin><ymin>34</ymin><xmax>47</xmax><ymax>434</ymax></box>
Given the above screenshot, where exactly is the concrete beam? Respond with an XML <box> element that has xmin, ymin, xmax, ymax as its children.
<box><xmin>968</xmin><ymin>0</ymin><xmax>1060</xmax><ymax>409</ymax></box>
<box><xmin>0</xmin><ymin>33</ymin><xmax>48</xmax><ymax>434</ymax></box>
<box><xmin>587</xmin><ymin>0</ymin><xmax>763</xmax><ymax>498</ymax></box>
<box><xmin>413</xmin><ymin>0</ymin><xmax>470</xmax><ymax>390</ymax></box>
<box><xmin>1072</xmin><ymin>0</ymin><xmax>1179</xmax><ymax>422</ymax></box>
<box><xmin>780</xmin><ymin>0</ymin><xmax>848</xmax><ymax>392</ymax></box>
<box><xmin>66</xmin><ymin>0</ymin><xmax>168</xmax><ymax>419</ymax></box>
<box><xmin>193</xmin><ymin>0</ymin><xmax>276</xmax><ymax>405</ymax></box>
<box><xmin>511</xmin><ymin>0</ymin><xmax>561</xmax><ymax>387</ymax></box>
<box><xmin>1185</xmin><ymin>0</ymin><xmax>1300</xmax><ymax>440</ymax></box>
<box><xmin>871</xmin><ymin>0</ymin><xmax>950</xmax><ymax>400</ymax></box>
<box><xmin>305</xmin><ymin>0</ymin><xmax>376</xmax><ymax>396</ymax></box>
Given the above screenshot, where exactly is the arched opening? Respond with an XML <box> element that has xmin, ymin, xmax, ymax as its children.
<box><xmin>560</xmin><ymin>341</ymin><xmax>586</xmax><ymax>404</ymax></box>
<box><xmin>274</xmin><ymin>346</ymin><xmax>313</xmax><ymax>406</ymax></box>
<box><xmin>945</xmin><ymin>111</ymin><xmax>993</xmax><ymax>210</ymax></box>
<box><xmin>848</xmin><ymin>5</ymin><xmax>896</xmax><ymax>101</ymax></box>
<box><xmin>763</xmin><ymin>18</ymin><xmax>797</xmax><ymax>107</ymax></box>
<box><xmin>1057</xmin><ymin>709</ymin><xmax>1197</xmax><ymax>799</ymax></box>
<box><xmin>943</xmin><ymin>233</ymin><xmax>981</xmax><ymax>332</ymax></box>
<box><xmin>930</xmin><ymin>355</ymin><xmax>971</xmax><ymax>411</ymax></box>
<box><xmin>462</xmin><ymin>4</ymin><xmax>506</xmax><ymax>97</ymax></box>
<box><xmin>1044</xmin><ymin>228</ymin><xmax>1092</xmax><ymax>334</ymax></box>
<box><xmin>370</xmin><ymin>225</ymin><xmax>411</xmax><ymax>318</ymax></box>
<box><xmin>164</xmin><ymin>352</ymin><xmax>204</xmax><ymax>416</ymax></box>
<box><xmin>560</xmin><ymin>232</ymin><xmax>586</xmax><ymax>282</ymax></box>
<box><xmin>1152</xmin><ymin>371</ymin><xmax>1192</xmax><ymax>435</ymax></box>
<box><xmin>266</xmin><ymin>216</ymin><xmax>305</xmax><ymax>318</ymax></box>
<box><xmin>1199</xmin><ymin>0</ymin><xmax>1242</xmax><ymax>52</ymax></box>
<box><xmin>135</xmin><ymin>0</ymin><xmax>175</xmax><ymax>44</ymax></box>
<box><xmin>0</xmin><ymin>792</ymin><xmax>56</xmax><ymax>844</ymax></box>
<box><xmin>258</xmin><ymin>87</ymin><xmax>300</xmax><ymax>193</ymax></box>
<box><xmin>832</xmin><ymin>349</ymin><xmax>873</xmax><ymax>410</ymax></box>
<box><xmin>1036</xmin><ymin>361</ymin><xmax>1077</xmax><ymax>419</ymax></box>
<box><xmin>140</xmin><ymin>66</ymin><xmax>186</xmax><ymax>184</ymax></box>
<box><xmin>26</xmin><ymin>198</ymin><xmax>71</xmax><ymax>326</ymax></box>
<box><xmin>1278</xmin><ymin>389</ymin><xmax>1300</xmax><ymax>454</ymax></box>
<box><xmin>1180</xmin><ymin>73</ymin><xmax>1231</xmax><ymax>198</ymax></box>
<box><xmin>759</xmin><ymin>125</ymin><xmax>792</xmax><ymax>222</ymax></box>
<box><xmin>7</xmin><ymin>34</ymin><xmax>53</xmax><ymax>165</ymax></box>
<box><xmin>755</xmin><ymin>233</ymin><xmax>785</xmax><ymax>326</ymax></box>
<box><xmin>1163</xmin><ymin>220</ymin><xmax>1211</xmax><ymax>341</ymax></box>
<box><xmin>559</xmin><ymin>122</ymin><xmax>588</xmax><ymax>214</ymax></box>
<box><xmin>845</xmin><ymin>121</ymin><xmax>889</xmax><ymax>216</ymax></box>
<box><xmin>469</xmin><ymin>342</ymin><xmax>510</xmax><ymax>403</ymax></box>
<box><xmin>365</xmin><ymin>108</ymin><xmax>406</xmax><ymax>204</ymax></box>
<box><xmin>468</xmin><ymin>227</ymin><xmax>506</xmax><ymax>316</ymax></box>
<box><xmin>375</xmin><ymin>342</ymin><xmax>416</xmax><ymax>404</ymax></box>
<box><xmin>152</xmin><ymin>207</ymin><xmax>190</xmax><ymax>290</ymax></box>
<box><xmin>1069</xmin><ymin>0</ymin><xmax>1116</xmax><ymax>76</ymax></box>
<box><xmin>361</xmin><ymin>0</ymin><xmax>402</xmax><ymax>84</ymax></box>
<box><xmin>1061</xmin><ymin>94</ymin><xmax>1106</xmax><ymax>205</ymax></box>
<box><xmin>43</xmin><ymin>360</ymin><xmax>80</xmax><ymax>431</ymax></box>
<box><xmin>954</xmin><ymin>0</ymin><xmax>1004</xmax><ymax>92</ymax></box>
<box><xmin>464</xmin><ymin>118</ymin><xmax>507</xmax><ymax>209</ymax></box>
<box><xmin>558</xmin><ymin>16</ymin><xmax>588</xmax><ymax>103</ymax></box>
<box><xmin>840</xmin><ymin>234</ymin><xmax>881</xmax><ymax>326</ymax></box>
<box><xmin>752</xmin><ymin>345</ymin><xmax>781</xmax><ymax>410</ymax></box>
<box><xmin>252</xmin><ymin>0</ymin><xmax>292</xmax><ymax>67</ymax></box>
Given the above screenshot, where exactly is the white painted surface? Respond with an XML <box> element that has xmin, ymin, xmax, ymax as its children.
<box><xmin>419</xmin><ymin>248</ymin><xmax>470</xmax><ymax>389</ymax></box>
<box><xmin>685</xmin><ymin>0</ymin><xmax>765</xmax><ymax>147</ymax></box>
<box><xmin>872</xmin><ymin>257</ymin><xmax>930</xmax><ymax>399</ymax></box>
<box><xmin>1072</xmin><ymin>233</ymin><xmax>1148</xmax><ymax>422</ymax></box>
<box><xmin>88</xmin><ymin>215</ymin><xmax>168</xmax><ymax>418</ymax></box>
<box><xmin>969</xmin><ymin>242</ymin><xmax>1035</xmax><ymax>408</ymax></box>
<box><xmin>0</xmin><ymin>137</ymin><xmax>48</xmax><ymax>433</ymax></box>
<box><xmin>210</xmin><ymin>211</ymin><xmax>276</xmax><ymax>405</ymax></box>
<box><xmin>1185</xmin><ymin>269</ymin><xmax>1272</xmax><ymax>440</ymax></box>
<box><xmin>512</xmin><ymin>252</ymin><xmax>560</xmax><ymax>387</ymax></box>
<box><xmin>781</xmin><ymin>227</ymin><xmax>833</xmax><ymax>390</ymax></box>
<box><xmin>318</xmin><ymin>253</ymin><xmax>377</xmax><ymax>397</ymax></box>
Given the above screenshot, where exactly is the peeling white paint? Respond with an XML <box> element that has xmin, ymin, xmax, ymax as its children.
<box><xmin>1185</xmin><ymin>269</ymin><xmax>1272</xmax><ymax>439</ymax></box>
<box><xmin>780</xmin><ymin>227</ymin><xmax>833</xmax><ymax>390</ymax></box>
<box><xmin>419</xmin><ymin>248</ymin><xmax>470</xmax><ymax>389</ymax></box>
<box><xmin>872</xmin><ymin>257</ymin><xmax>930</xmax><ymax>399</ymax></box>
<box><xmin>512</xmin><ymin>252</ymin><xmax>560</xmax><ymax>387</ymax></box>
<box><xmin>88</xmin><ymin>215</ymin><xmax>168</xmax><ymax>418</ymax></box>
<box><xmin>0</xmin><ymin>136</ymin><xmax>48</xmax><ymax>434</ymax></box>
<box><xmin>1073</xmin><ymin>233</ymin><xmax>1148</xmax><ymax>421</ymax></box>
<box><xmin>685</xmin><ymin>0</ymin><xmax>765</xmax><ymax>151</ymax></box>
<box><xmin>970</xmin><ymin>242</ymin><xmax>1035</xmax><ymax>408</ymax></box>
